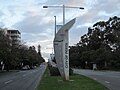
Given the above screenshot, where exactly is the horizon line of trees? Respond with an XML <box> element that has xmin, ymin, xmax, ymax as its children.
<box><xmin>0</xmin><ymin>28</ymin><xmax>44</xmax><ymax>71</ymax></box>
<box><xmin>69</xmin><ymin>16</ymin><xmax>120</xmax><ymax>70</ymax></box>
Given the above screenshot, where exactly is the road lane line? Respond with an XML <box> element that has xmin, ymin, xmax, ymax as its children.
<box><xmin>105</xmin><ymin>81</ymin><xmax>110</xmax><ymax>84</ymax></box>
<box><xmin>94</xmin><ymin>78</ymin><xmax>97</xmax><ymax>80</ymax></box>
<box><xmin>5</xmin><ymin>80</ymin><xmax>13</xmax><ymax>84</ymax></box>
<box><xmin>23</xmin><ymin>74</ymin><xmax>26</xmax><ymax>76</ymax></box>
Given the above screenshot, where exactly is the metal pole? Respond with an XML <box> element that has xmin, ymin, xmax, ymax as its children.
<box><xmin>63</xmin><ymin>5</ymin><xmax>65</xmax><ymax>25</ymax></box>
<box><xmin>54</xmin><ymin>16</ymin><xmax>56</xmax><ymax>37</ymax></box>
<box><xmin>43</xmin><ymin>5</ymin><xmax>84</xmax><ymax>25</ymax></box>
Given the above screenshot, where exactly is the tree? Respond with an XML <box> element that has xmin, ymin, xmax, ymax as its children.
<box><xmin>69</xmin><ymin>16</ymin><xmax>120</xmax><ymax>70</ymax></box>
<box><xmin>69</xmin><ymin>46</ymin><xmax>81</xmax><ymax>67</ymax></box>
<box><xmin>0</xmin><ymin>27</ymin><xmax>45</xmax><ymax>71</ymax></box>
<box><xmin>37</xmin><ymin>45</ymin><xmax>44</xmax><ymax>63</ymax></box>
<box><xmin>0</xmin><ymin>28</ymin><xmax>12</xmax><ymax>71</ymax></box>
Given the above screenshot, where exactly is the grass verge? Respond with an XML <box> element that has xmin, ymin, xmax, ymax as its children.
<box><xmin>37</xmin><ymin>68</ymin><xmax>109</xmax><ymax>90</ymax></box>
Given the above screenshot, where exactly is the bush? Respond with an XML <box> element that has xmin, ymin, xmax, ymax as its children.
<box><xmin>48</xmin><ymin>66</ymin><xmax>60</xmax><ymax>76</ymax></box>
<box><xmin>69</xmin><ymin>68</ymin><xmax>73</xmax><ymax>75</ymax></box>
<box><xmin>48</xmin><ymin>65</ymin><xmax>74</xmax><ymax>76</ymax></box>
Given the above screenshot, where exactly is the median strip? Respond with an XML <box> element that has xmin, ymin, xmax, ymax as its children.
<box><xmin>105</xmin><ymin>81</ymin><xmax>110</xmax><ymax>84</ymax></box>
<box><xmin>23</xmin><ymin>74</ymin><xmax>27</xmax><ymax>77</ymax></box>
<box><xmin>5</xmin><ymin>80</ymin><xmax>13</xmax><ymax>84</ymax></box>
<box><xmin>37</xmin><ymin>68</ymin><xmax>109</xmax><ymax>90</ymax></box>
<box><xmin>94</xmin><ymin>78</ymin><xmax>97</xmax><ymax>80</ymax></box>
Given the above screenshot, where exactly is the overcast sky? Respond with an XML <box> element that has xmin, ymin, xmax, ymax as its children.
<box><xmin>0</xmin><ymin>0</ymin><xmax>120</xmax><ymax>60</ymax></box>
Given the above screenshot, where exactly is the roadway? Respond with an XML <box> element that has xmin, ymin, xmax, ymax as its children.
<box><xmin>0</xmin><ymin>64</ymin><xmax>46</xmax><ymax>90</ymax></box>
<box><xmin>74</xmin><ymin>69</ymin><xmax>120</xmax><ymax>90</ymax></box>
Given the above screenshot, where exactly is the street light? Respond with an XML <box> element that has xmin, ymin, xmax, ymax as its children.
<box><xmin>43</xmin><ymin>5</ymin><xmax>84</xmax><ymax>9</ymax></box>
<box><xmin>43</xmin><ymin>5</ymin><xmax>84</xmax><ymax>81</ymax></box>
<box><xmin>43</xmin><ymin>5</ymin><xmax>84</xmax><ymax>25</ymax></box>
<box><xmin>54</xmin><ymin>16</ymin><xmax>56</xmax><ymax>36</ymax></box>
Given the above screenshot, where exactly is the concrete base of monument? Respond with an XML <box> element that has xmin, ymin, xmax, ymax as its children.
<box><xmin>58</xmin><ymin>79</ymin><xmax>74</xmax><ymax>83</ymax></box>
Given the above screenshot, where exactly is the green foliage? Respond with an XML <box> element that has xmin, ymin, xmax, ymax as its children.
<box><xmin>48</xmin><ymin>65</ymin><xmax>60</xmax><ymax>76</ymax></box>
<box><xmin>0</xmin><ymin>28</ymin><xmax>45</xmax><ymax>71</ymax></box>
<box><xmin>37</xmin><ymin>68</ymin><xmax>109</xmax><ymax>90</ymax></box>
<box><xmin>70</xmin><ymin>16</ymin><xmax>120</xmax><ymax>70</ymax></box>
<box><xmin>48</xmin><ymin>64</ymin><xmax>73</xmax><ymax>76</ymax></box>
<box><xmin>69</xmin><ymin>68</ymin><xmax>73</xmax><ymax>75</ymax></box>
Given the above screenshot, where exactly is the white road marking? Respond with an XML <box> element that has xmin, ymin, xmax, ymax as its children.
<box><xmin>5</xmin><ymin>80</ymin><xmax>13</xmax><ymax>84</ymax></box>
<box><xmin>32</xmin><ymin>71</ymin><xmax>36</xmax><ymax>73</ymax></box>
<box><xmin>105</xmin><ymin>81</ymin><xmax>110</xmax><ymax>84</ymax></box>
<box><xmin>23</xmin><ymin>74</ymin><xmax>27</xmax><ymax>77</ymax></box>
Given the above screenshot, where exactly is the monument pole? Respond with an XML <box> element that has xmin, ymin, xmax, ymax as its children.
<box><xmin>43</xmin><ymin>5</ymin><xmax>84</xmax><ymax>81</ymax></box>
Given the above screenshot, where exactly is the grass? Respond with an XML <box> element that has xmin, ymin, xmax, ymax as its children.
<box><xmin>37</xmin><ymin>68</ymin><xmax>109</xmax><ymax>90</ymax></box>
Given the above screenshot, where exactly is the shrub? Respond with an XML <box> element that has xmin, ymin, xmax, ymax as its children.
<box><xmin>48</xmin><ymin>66</ymin><xmax>60</xmax><ymax>76</ymax></box>
<box><xmin>48</xmin><ymin>64</ymin><xmax>74</xmax><ymax>76</ymax></box>
<box><xmin>69</xmin><ymin>68</ymin><xmax>73</xmax><ymax>75</ymax></box>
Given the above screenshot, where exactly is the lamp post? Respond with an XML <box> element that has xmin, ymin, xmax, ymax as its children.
<box><xmin>43</xmin><ymin>5</ymin><xmax>84</xmax><ymax>25</ymax></box>
<box><xmin>43</xmin><ymin>5</ymin><xmax>84</xmax><ymax>81</ymax></box>
<box><xmin>63</xmin><ymin>5</ymin><xmax>65</xmax><ymax>25</ymax></box>
<box><xmin>54</xmin><ymin>16</ymin><xmax>56</xmax><ymax>36</ymax></box>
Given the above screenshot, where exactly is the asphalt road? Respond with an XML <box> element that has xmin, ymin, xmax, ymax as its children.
<box><xmin>74</xmin><ymin>69</ymin><xmax>120</xmax><ymax>90</ymax></box>
<box><xmin>0</xmin><ymin>65</ymin><xmax>46</xmax><ymax>90</ymax></box>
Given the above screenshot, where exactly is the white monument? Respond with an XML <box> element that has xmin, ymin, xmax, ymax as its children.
<box><xmin>54</xmin><ymin>18</ymin><xmax>76</xmax><ymax>80</ymax></box>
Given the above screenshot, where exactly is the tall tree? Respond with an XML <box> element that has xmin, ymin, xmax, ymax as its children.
<box><xmin>69</xmin><ymin>16</ymin><xmax>120</xmax><ymax>70</ymax></box>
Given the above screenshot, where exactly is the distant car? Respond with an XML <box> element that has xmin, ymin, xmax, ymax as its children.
<box><xmin>22</xmin><ymin>65</ymin><xmax>30</xmax><ymax>70</ymax></box>
<box><xmin>34</xmin><ymin>66</ymin><xmax>37</xmax><ymax>68</ymax></box>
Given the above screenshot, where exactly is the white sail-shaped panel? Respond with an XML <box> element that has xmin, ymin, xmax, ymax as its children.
<box><xmin>54</xmin><ymin>18</ymin><xmax>76</xmax><ymax>80</ymax></box>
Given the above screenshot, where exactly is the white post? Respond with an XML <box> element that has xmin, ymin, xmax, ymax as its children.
<box><xmin>63</xmin><ymin>31</ymin><xmax>69</xmax><ymax>80</ymax></box>
<box><xmin>62</xmin><ymin>5</ymin><xmax>69</xmax><ymax>80</ymax></box>
<box><xmin>63</xmin><ymin>5</ymin><xmax>65</xmax><ymax>25</ymax></box>
<box><xmin>54</xmin><ymin>18</ymin><xmax>76</xmax><ymax>81</ymax></box>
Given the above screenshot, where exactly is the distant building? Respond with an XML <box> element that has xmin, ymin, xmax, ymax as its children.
<box><xmin>7</xmin><ymin>30</ymin><xmax>21</xmax><ymax>46</ymax></box>
<box><xmin>0</xmin><ymin>29</ymin><xmax>21</xmax><ymax>46</ymax></box>
<box><xmin>48</xmin><ymin>54</ymin><xmax>57</xmax><ymax>67</ymax></box>
<box><xmin>0</xmin><ymin>28</ymin><xmax>12</xmax><ymax>46</ymax></box>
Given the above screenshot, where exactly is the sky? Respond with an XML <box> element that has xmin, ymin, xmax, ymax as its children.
<box><xmin>0</xmin><ymin>0</ymin><xmax>120</xmax><ymax>61</ymax></box>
